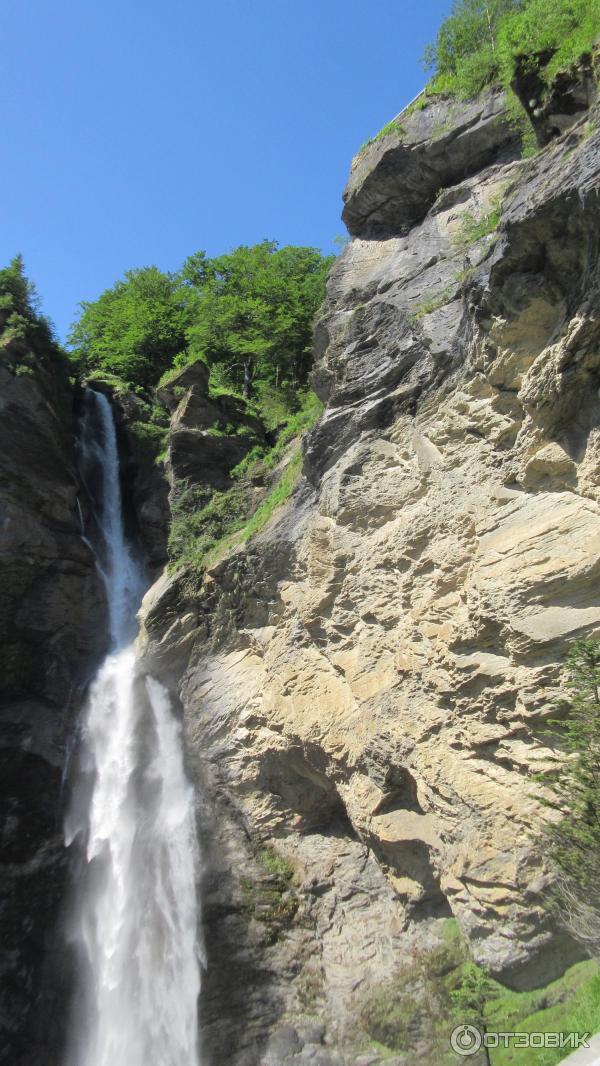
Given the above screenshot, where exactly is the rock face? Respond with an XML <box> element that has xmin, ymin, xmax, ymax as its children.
<box><xmin>0</xmin><ymin>348</ymin><xmax>105</xmax><ymax>1064</ymax></box>
<box><xmin>342</xmin><ymin>90</ymin><xmax>518</xmax><ymax>238</ymax></box>
<box><xmin>158</xmin><ymin>359</ymin><xmax>266</xmax><ymax>494</ymax></box>
<box><xmin>139</xmin><ymin>86</ymin><xmax>600</xmax><ymax>1064</ymax></box>
<box><xmin>512</xmin><ymin>47</ymin><xmax>599</xmax><ymax>146</ymax></box>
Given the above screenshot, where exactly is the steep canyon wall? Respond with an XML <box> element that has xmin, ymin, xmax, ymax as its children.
<box><xmin>140</xmin><ymin>82</ymin><xmax>600</xmax><ymax>1064</ymax></box>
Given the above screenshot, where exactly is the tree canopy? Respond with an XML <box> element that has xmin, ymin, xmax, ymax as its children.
<box><xmin>68</xmin><ymin>266</ymin><xmax>187</xmax><ymax>388</ymax></box>
<box><xmin>68</xmin><ymin>241</ymin><xmax>333</xmax><ymax>399</ymax></box>
<box><xmin>179</xmin><ymin>241</ymin><xmax>332</xmax><ymax>398</ymax></box>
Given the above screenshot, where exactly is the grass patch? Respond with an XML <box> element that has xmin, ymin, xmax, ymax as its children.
<box><xmin>258</xmin><ymin>847</ymin><xmax>296</xmax><ymax>882</ymax></box>
<box><xmin>424</xmin><ymin>0</ymin><xmax>600</xmax><ymax>102</ymax></box>
<box><xmin>452</xmin><ymin>199</ymin><xmax>502</xmax><ymax>249</ymax></box>
<box><xmin>488</xmin><ymin>961</ymin><xmax>600</xmax><ymax>1065</ymax></box>
<box><xmin>410</xmin><ymin>283</ymin><xmax>457</xmax><ymax>320</ymax></box>
<box><xmin>167</xmin><ymin>482</ymin><xmax>249</xmax><ymax>572</ymax></box>
<box><xmin>167</xmin><ymin>387</ymin><xmax>321</xmax><ymax>577</ymax></box>
<box><xmin>127</xmin><ymin>418</ymin><xmax>169</xmax><ymax>460</ymax></box>
<box><xmin>357</xmin><ymin>917</ymin><xmax>600</xmax><ymax>1065</ymax></box>
<box><xmin>234</xmin><ymin>447</ymin><xmax>302</xmax><ymax>543</ymax></box>
<box><xmin>358</xmin><ymin>117</ymin><xmax>406</xmax><ymax>155</ymax></box>
<box><xmin>169</xmin><ymin>447</ymin><xmax>303</xmax><ymax>576</ymax></box>
<box><xmin>240</xmin><ymin>844</ymin><xmax>299</xmax><ymax>940</ymax></box>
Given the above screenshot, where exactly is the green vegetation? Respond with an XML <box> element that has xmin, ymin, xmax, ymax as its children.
<box><xmin>257</xmin><ymin>847</ymin><xmax>296</xmax><ymax>882</ymax></box>
<box><xmin>407</xmin><ymin>0</ymin><xmax>600</xmax><ymax>162</ymax></box>
<box><xmin>69</xmin><ymin>241</ymin><xmax>332</xmax><ymax>399</ymax></box>
<box><xmin>168</xmin><ymin>387</ymin><xmax>321</xmax><ymax>575</ymax></box>
<box><xmin>168</xmin><ymin>482</ymin><xmax>249</xmax><ymax>572</ymax></box>
<box><xmin>0</xmin><ymin>255</ymin><xmax>63</xmax><ymax>371</ymax></box>
<box><xmin>66</xmin><ymin>244</ymin><xmax>329</xmax><ymax>575</ymax></box>
<box><xmin>423</xmin><ymin>0</ymin><xmax>600</xmax><ymax>101</ymax></box>
<box><xmin>179</xmin><ymin>241</ymin><xmax>332</xmax><ymax>400</ymax></box>
<box><xmin>411</xmin><ymin>283</ymin><xmax>457</xmax><ymax>319</ymax></box>
<box><xmin>487</xmin><ymin>962</ymin><xmax>600</xmax><ymax>1065</ymax></box>
<box><xmin>127</xmin><ymin>418</ymin><xmax>169</xmax><ymax>461</ymax></box>
<box><xmin>452</xmin><ymin>198</ymin><xmax>502</xmax><ymax>248</ymax></box>
<box><xmin>537</xmin><ymin>639</ymin><xmax>600</xmax><ymax>955</ymax></box>
<box><xmin>359</xmin><ymin>118</ymin><xmax>406</xmax><ymax>153</ymax></box>
<box><xmin>423</xmin><ymin>0</ymin><xmax>523</xmax><ymax>98</ymax></box>
<box><xmin>498</xmin><ymin>0</ymin><xmax>600</xmax><ymax>87</ymax></box>
<box><xmin>240</xmin><ymin>844</ymin><xmax>298</xmax><ymax>940</ymax></box>
<box><xmin>69</xmin><ymin>266</ymin><xmax>187</xmax><ymax>388</ymax></box>
<box><xmin>358</xmin><ymin>918</ymin><xmax>600</xmax><ymax>1065</ymax></box>
<box><xmin>169</xmin><ymin>443</ymin><xmax>303</xmax><ymax>576</ymax></box>
<box><xmin>238</xmin><ymin>447</ymin><xmax>302</xmax><ymax>542</ymax></box>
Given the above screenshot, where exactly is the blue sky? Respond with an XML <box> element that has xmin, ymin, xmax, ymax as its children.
<box><xmin>1</xmin><ymin>0</ymin><xmax>450</xmax><ymax>340</ymax></box>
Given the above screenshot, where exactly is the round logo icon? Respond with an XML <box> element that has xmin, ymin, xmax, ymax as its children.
<box><xmin>450</xmin><ymin>1024</ymin><xmax>483</xmax><ymax>1056</ymax></box>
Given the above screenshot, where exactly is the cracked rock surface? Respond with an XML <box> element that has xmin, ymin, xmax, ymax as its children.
<box><xmin>140</xmin><ymin>90</ymin><xmax>600</xmax><ymax>1064</ymax></box>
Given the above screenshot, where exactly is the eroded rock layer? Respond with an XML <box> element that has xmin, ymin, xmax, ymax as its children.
<box><xmin>140</xmin><ymin>87</ymin><xmax>600</xmax><ymax>1065</ymax></box>
<box><xmin>0</xmin><ymin>350</ymin><xmax>105</xmax><ymax>1064</ymax></box>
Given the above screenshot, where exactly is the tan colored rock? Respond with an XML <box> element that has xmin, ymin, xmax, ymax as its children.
<box><xmin>139</xmin><ymin>95</ymin><xmax>600</xmax><ymax>1062</ymax></box>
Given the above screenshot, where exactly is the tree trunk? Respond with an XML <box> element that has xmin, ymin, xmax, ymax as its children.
<box><xmin>243</xmin><ymin>359</ymin><xmax>253</xmax><ymax>400</ymax></box>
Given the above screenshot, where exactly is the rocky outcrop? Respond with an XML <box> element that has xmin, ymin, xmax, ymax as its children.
<box><xmin>139</xmin><ymin>84</ymin><xmax>600</xmax><ymax>1065</ymax></box>
<box><xmin>0</xmin><ymin>347</ymin><xmax>105</xmax><ymax>1064</ymax></box>
<box><xmin>512</xmin><ymin>47</ymin><xmax>599</xmax><ymax>146</ymax></box>
<box><xmin>160</xmin><ymin>360</ymin><xmax>266</xmax><ymax>493</ymax></box>
<box><xmin>342</xmin><ymin>90</ymin><xmax>518</xmax><ymax>238</ymax></box>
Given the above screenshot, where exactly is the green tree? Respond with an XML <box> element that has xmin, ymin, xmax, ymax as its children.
<box><xmin>451</xmin><ymin>964</ymin><xmax>498</xmax><ymax>1066</ymax></box>
<box><xmin>179</xmin><ymin>240</ymin><xmax>332</xmax><ymax>399</ymax></box>
<box><xmin>540</xmin><ymin>639</ymin><xmax>600</xmax><ymax>954</ymax></box>
<box><xmin>68</xmin><ymin>266</ymin><xmax>187</xmax><ymax>388</ymax></box>
<box><xmin>423</xmin><ymin>0</ymin><xmax>524</xmax><ymax>96</ymax></box>
<box><xmin>0</xmin><ymin>254</ymin><xmax>57</xmax><ymax>358</ymax></box>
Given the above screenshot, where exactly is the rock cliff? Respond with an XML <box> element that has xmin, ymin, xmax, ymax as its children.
<box><xmin>139</xmin><ymin>81</ymin><xmax>600</xmax><ymax>1065</ymax></box>
<box><xmin>0</xmin><ymin>344</ymin><xmax>105</xmax><ymax>1064</ymax></box>
<box><xmin>3</xmin><ymin>57</ymin><xmax>600</xmax><ymax>1066</ymax></box>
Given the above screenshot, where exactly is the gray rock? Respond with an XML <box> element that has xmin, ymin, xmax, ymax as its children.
<box><xmin>297</xmin><ymin>1022</ymin><xmax>326</xmax><ymax>1045</ymax></box>
<box><xmin>0</xmin><ymin>353</ymin><xmax>107</xmax><ymax>1061</ymax></box>
<box><xmin>342</xmin><ymin>89</ymin><xmax>517</xmax><ymax>238</ymax></box>
<box><xmin>266</xmin><ymin>1026</ymin><xmax>303</xmax><ymax>1059</ymax></box>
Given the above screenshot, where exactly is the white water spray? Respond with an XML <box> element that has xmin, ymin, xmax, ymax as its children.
<box><xmin>65</xmin><ymin>390</ymin><xmax>201</xmax><ymax>1066</ymax></box>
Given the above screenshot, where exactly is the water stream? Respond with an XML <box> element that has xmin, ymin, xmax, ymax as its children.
<box><xmin>65</xmin><ymin>389</ymin><xmax>201</xmax><ymax>1066</ymax></box>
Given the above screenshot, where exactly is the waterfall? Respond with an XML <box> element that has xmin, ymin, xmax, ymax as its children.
<box><xmin>65</xmin><ymin>389</ymin><xmax>201</xmax><ymax>1066</ymax></box>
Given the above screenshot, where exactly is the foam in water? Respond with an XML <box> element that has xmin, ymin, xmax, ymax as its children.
<box><xmin>65</xmin><ymin>390</ymin><xmax>201</xmax><ymax>1066</ymax></box>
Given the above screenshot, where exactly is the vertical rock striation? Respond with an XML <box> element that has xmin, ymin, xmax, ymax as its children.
<box><xmin>139</xmin><ymin>83</ymin><xmax>600</xmax><ymax>1064</ymax></box>
<box><xmin>0</xmin><ymin>349</ymin><xmax>105</xmax><ymax>1064</ymax></box>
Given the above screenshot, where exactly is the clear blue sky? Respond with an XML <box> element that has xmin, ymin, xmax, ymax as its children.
<box><xmin>1</xmin><ymin>0</ymin><xmax>450</xmax><ymax>340</ymax></box>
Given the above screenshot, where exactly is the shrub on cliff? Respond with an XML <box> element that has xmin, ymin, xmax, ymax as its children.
<box><xmin>540</xmin><ymin>638</ymin><xmax>600</xmax><ymax>954</ymax></box>
<box><xmin>0</xmin><ymin>255</ymin><xmax>61</xmax><ymax>366</ymax></box>
<box><xmin>423</xmin><ymin>0</ymin><xmax>523</xmax><ymax>98</ymax></box>
<box><xmin>424</xmin><ymin>0</ymin><xmax>600</xmax><ymax>99</ymax></box>
<box><xmin>498</xmin><ymin>0</ymin><xmax>600</xmax><ymax>87</ymax></box>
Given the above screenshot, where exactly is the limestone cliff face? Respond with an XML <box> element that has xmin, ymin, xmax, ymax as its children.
<box><xmin>139</xmin><ymin>80</ymin><xmax>600</xmax><ymax>1066</ymax></box>
<box><xmin>0</xmin><ymin>347</ymin><xmax>106</xmax><ymax>1064</ymax></box>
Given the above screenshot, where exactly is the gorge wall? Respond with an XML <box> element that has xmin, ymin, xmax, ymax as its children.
<box><xmin>139</xmin><ymin>78</ymin><xmax>600</xmax><ymax>1065</ymax></box>
<box><xmin>2</xmin><ymin>61</ymin><xmax>600</xmax><ymax>1066</ymax></box>
<box><xmin>0</xmin><ymin>347</ymin><xmax>105</xmax><ymax>1064</ymax></box>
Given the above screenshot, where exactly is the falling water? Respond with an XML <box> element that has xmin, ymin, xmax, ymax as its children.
<box><xmin>65</xmin><ymin>389</ymin><xmax>201</xmax><ymax>1066</ymax></box>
